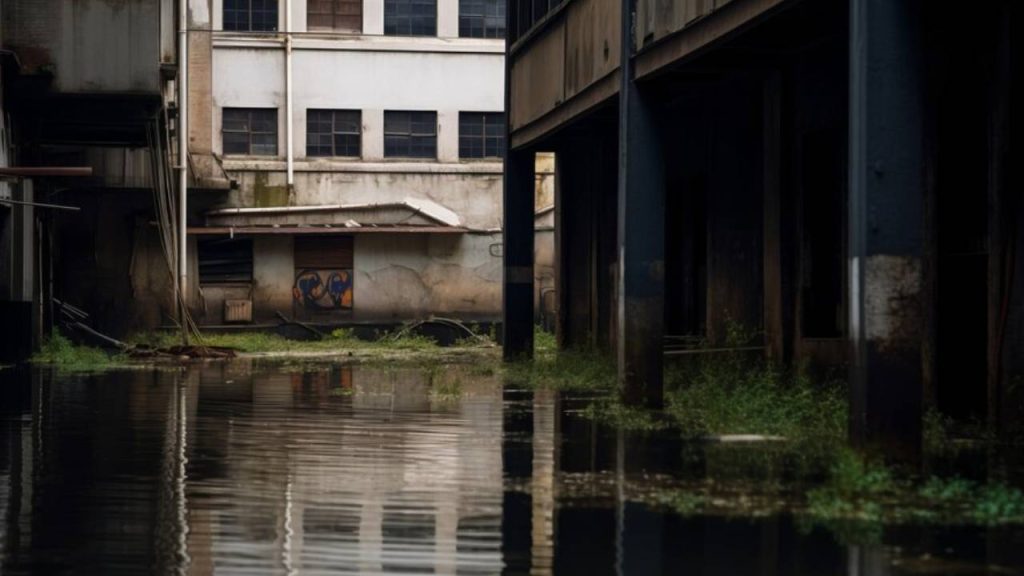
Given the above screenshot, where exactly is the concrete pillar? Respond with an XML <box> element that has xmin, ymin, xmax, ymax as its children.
<box><xmin>848</xmin><ymin>0</ymin><xmax>925</xmax><ymax>458</ymax></box>
<box><xmin>617</xmin><ymin>0</ymin><xmax>666</xmax><ymax>407</ymax></box>
<box><xmin>503</xmin><ymin>148</ymin><xmax>535</xmax><ymax>359</ymax></box>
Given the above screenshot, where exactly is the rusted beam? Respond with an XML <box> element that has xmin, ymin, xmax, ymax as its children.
<box><xmin>509</xmin><ymin>70</ymin><xmax>620</xmax><ymax>151</ymax></box>
<box><xmin>0</xmin><ymin>167</ymin><xmax>93</xmax><ymax>177</ymax></box>
<box><xmin>0</xmin><ymin>198</ymin><xmax>81</xmax><ymax>211</ymax></box>
<box><xmin>634</xmin><ymin>0</ymin><xmax>792</xmax><ymax>80</ymax></box>
<box><xmin>187</xmin><ymin>226</ymin><xmax>467</xmax><ymax>235</ymax></box>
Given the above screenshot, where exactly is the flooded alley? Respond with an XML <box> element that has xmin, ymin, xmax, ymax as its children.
<box><xmin>2</xmin><ymin>361</ymin><xmax>1023</xmax><ymax>575</ymax></box>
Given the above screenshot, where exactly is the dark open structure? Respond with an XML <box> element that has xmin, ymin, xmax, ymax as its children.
<box><xmin>502</xmin><ymin>0</ymin><xmax>1024</xmax><ymax>456</ymax></box>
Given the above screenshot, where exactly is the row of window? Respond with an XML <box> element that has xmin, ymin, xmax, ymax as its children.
<box><xmin>223</xmin><ymin>108</ymin><xmax>506</xmax><ymax>159</ymax></box>
<box><xmin>226</xmin><ymin>0</ymin><xmax>506</xmax><ymax>38</ymax></box>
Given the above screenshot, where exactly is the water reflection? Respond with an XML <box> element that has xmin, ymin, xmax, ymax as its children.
<box><xmin>1</xmin><ymin>362</ymin><xmax>1023</xmax><ymax>575</ymax></box>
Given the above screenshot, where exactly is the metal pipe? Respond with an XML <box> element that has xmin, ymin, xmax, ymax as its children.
<box><xmin>0</xmin><ymin>198</ymin><xmax>80</xmax><ymax>211</ymax></box>
<box><xmin>178</xmin><ymin>0</ymin><xmax>189</xmax><ymax>345</ymax></box>
<box><xmin>0</xmin><ymin>167</ymin><xmax>93</xmax><ymax>177</ymax></box>
<box><xmin>285</xmin><ymin>0</ymin><xmax>294</xmax><ymax>189</ymax></box>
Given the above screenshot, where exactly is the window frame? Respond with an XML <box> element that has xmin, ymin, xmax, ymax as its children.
<box><xmin>197</xmin><ymin>238</ymin><xmax>255</xmax><ymax>285</ymax></box>
<box><xmin>383</xmin><ymin>111</ymin><xmax>438</xmax><ymax>160</ymax></box>
<box><xmin>306</xmin><ymin>109</ymin><xmax>362</xmax><ymax>158</ymax></box>
<box><xmin>458</xmin><ymin>0</ymin><xmax>506</xmax><ymax>39</ymax></box>
<box><xmin>384</xmin><ymin>0</ymin><xmax>437</xmax><ymax>37</ymax></box>
<box><xmin>458</xmin><ymin>112</ymin><xmax>506</xmax><ymax>160</ymax></box>
<box><xmin>222</xmin><ymin>108</ymin><xmax>279</xmax><ymax>157</ymax></box>
<box><xmin>307</xmin><ymin>0</ymin><xmax>363</xmax><ymax>33</ymax></box>
<box><xmin>223</xmin><ymin>0</ymin><xmax>279</xmax><ymax>32</ymax></box>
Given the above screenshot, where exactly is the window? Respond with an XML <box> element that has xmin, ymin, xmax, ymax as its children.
<box><xmin>384</xmin><ymin>0</ymin><xmax>436</xmax><ymax>36</ymax></box>
<box><xmin>384</xmin><ymin>111</ymin><xmax>437</xmax><ymax>159</ymax></box>
<box><xmin>459</xmin><ymin>112</ymin><xmax>505</xmax><ymax>159</ymax></box>
<box><xmin>223</xmin><ymin>108</ymin><xmax>278</xmax><ymax>156</ymax></box>
<box><xmin>224</xmin><ymin>0</ymin><xmax>278</xmax><ymax>31</ymax></box>
<box><xmin>307</xmin><ymin>110</ymin><xmax>361</xmax><ymax>157</ymax></box>
<box><xmin>308</xmin><ymin>0</ymin><xmax>362</xmax><ymax>32</ymax></box>
<box><xmin>198</xmin><ymin>238</ymin><xmax>253</xmax><ymax>284</ymax></box>
<box><xmin>459</xmin><ymin>0</ymin><xmax>505</xmax><ymax>38</ymax></box>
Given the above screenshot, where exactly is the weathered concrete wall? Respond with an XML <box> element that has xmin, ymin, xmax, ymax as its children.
<box><xmin>352</xmin><ymin>233</ymin><xmax>502</xmax><ymax>322</ymax></box>
<box><xmin>2</xmin><ymin>0</ymin><xmax>164</xmax><ymax>93</ymax></box>
<box><xmin>217</xmin><ymin>169</ymin><xmax>504</xmax><ymax>229</ymax></box>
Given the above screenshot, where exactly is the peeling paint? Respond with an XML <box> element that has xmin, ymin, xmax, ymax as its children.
<box><xmin>864</xmin><ymin>254</ymin><xmax>923</xmax><ymax>350</ymax></box>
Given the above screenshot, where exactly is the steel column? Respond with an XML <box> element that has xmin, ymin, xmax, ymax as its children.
<box><xmin>616</xmin><ymin>0</ymin><xmax>666</xmax><ymax>407</ymax></box>
<box><xmin>848</xmin><ymin>0</ymin><xmax>925</xmax><ymax>459</ymax></box>
<box><xmin>503</xmin><ymin>148</ymin><xmax>535</xmax><ymax>359</ymax></box>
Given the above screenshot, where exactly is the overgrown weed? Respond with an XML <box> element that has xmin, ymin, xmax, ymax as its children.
<box><xmin>31</xmin><ymin>332</ymin><xmax>127</xmax><ymax>372</ymax></box>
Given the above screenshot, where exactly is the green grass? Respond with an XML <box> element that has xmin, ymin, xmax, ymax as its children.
<box><xmin>129</xmin><ymin>326</ymin><xmax>445</xmax><ymax>354</ymax></box>
<box><xmin>31</xmin><ymin>333</ymin><xmax>127</xmax><ymax>372</ymax></box>
<box><xmin>800</xmin><ymin>450</ymin><xmax>1024</xmax><ymax>541</ymax></box>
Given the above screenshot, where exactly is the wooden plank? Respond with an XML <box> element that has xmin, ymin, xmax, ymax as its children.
<box><xmin>293</xmin><ymin>236</ymin><xmax>353</xmax><ymax>270</ymax></box>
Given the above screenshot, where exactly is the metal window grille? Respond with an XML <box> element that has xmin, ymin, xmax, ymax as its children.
<box><xmin>459</xmin><ymin>0</ymin><xmax>506</xmax><ymax>38</ymax></box>
<box><xmin>308</xmin><ymin>0</ymin><xmax>362</xmax><ymax>32</ymax></box>
<box><xmin>384</xmin><ymin>0</ymin><xmax>437</xmax><ymax>36</ymax></box>
<box><xmin>459</xmin><ymin>112</ymin><xmax>506</xmax><ymax>159</ymax></box>
<box><xmin>223</xmin><ymin>0</ymin><xmax>279</xmax><ymax>31</ymax></box>
<box><xmin>384</xmin><ymin>111</ymin><xmax>437</xmax><ymax>159</ymax></box>
<box><xmin>307</xmin><ymin>110</ymin><xmax>362</xmax><ymax>157</ymax></box>
<box><xmin>223</xmin><ymin>108</ymin><xmax>278</xmax><ymax>156</ymax></box>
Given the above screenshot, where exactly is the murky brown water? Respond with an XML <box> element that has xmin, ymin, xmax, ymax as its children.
<box><xmin>1</xmin><ymin>361</ymin><xmax>1023</xmax><ymax>575</ymax></box>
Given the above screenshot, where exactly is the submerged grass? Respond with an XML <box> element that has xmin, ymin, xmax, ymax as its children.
<box><xmin>31</xmin><ymin>333</ymin><xmax>127</xmax><ymax>372</ymax></box>
<box><xmin>129</xmin><ymin>326</ymin><xmax>454</xmax><ymax>355</ymax></box>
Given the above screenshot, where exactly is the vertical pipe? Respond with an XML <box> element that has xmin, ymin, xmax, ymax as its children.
<box><xmin>285</xmin><ymin>0</ymin><xmax>294</xmax><ymax>189</ymax></box>
<box><xmin>178</xmin><ymin>0</ymin><xmax>189</xmax><ymax>345</ymax></box>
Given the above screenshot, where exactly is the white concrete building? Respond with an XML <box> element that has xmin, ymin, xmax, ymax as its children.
<box><xmin>183</xmin><ymin>0</ymin><xmax>517</xmax><ymax>327</ymax></box>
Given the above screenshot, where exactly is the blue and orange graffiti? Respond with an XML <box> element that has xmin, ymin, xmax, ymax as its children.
<box><xmin>293</xmin><ymin>269</ymin><xmax>353</xmax><ymax>310</ymax></box>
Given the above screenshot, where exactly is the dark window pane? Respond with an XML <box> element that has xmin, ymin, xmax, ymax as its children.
<box><xmin>459</xmin><ymin>112</ymin><xmax>504</xmax><ymax>159</ymax></box>
<box><xmin>385</xmin><ymin>0</ymin><xmax>437</xmax><ymax>36</ymax></box>
<box><xmin>459</xmin><ymin>0</ymin><xmax>504</xmax><ymax>38</ymax></box>
<box><xmin>198</xmin><ymin>238</ymin><xmax>254</xmax><ymax>284</ymax></box>
<box><xmin>224</xmin><ymin>132</ymin><xmax>250</xmax><ymax>155</ymax></box>
<box><xmin>224</xmin><ymin>108</ymin><xmax>278</xmax><ymax>156</ymax></box>
<box><xmin>224</xmin><ymin>0</ymin><xmax>278</xmax><ymax>31</ymax></box>
<box><xmin>384</xmin><ymin>111</ymin><xmax>436</xmax><ymax>159</ymax></box>
<box><xmin>306</xmin><ymin>109</ymin><xmax>361</xmax><ymax>157</ymax></box>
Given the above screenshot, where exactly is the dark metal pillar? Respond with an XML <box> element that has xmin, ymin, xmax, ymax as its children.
<box><xmin>616</xmin><ymin>0</ymin><xmax>666</xmax><ymax>407</ymax></box>
<box><xmin>848</xmin><ymin>0</ymin><xmax>925</xmax><ymax>459</ymax></box>
<box><xmin>502</xmin><ymin>0</ymin><xmax>534</xmax><ymax>360</ymax></box>
<box><xmin>504</xmin><ymin>148</ymin><xmax>536</xmax><ymax>360</ymax></box>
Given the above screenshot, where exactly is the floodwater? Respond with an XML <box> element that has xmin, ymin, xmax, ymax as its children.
<box><xmin>1</xmin><ymin>361</ymin><xmax>1023</xmax><ymax>575</ymax></box>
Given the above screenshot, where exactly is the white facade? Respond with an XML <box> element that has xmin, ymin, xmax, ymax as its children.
<box><xmin>185</xmin><ymin>0</ymin><xmax>516</xmax><ymax>325</ymax></box>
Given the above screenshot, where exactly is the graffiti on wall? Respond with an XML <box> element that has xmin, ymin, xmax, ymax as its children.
<box><xmin>293</xmin><ymin>269</ymin><xmax>354</xmax><ymax>310</ymax></box>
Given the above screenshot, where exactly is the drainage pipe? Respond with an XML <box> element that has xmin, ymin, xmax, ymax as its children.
<box><xmin>178</xmin><ymin>0</ymin><xmax>189</xmax><ymax>345</ymax></box>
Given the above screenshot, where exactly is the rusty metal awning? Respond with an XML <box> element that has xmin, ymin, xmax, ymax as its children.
<box><xmin>188</xmin><ymin>225</ymin><xmax>468</xmax><ymax>236</ymax></box>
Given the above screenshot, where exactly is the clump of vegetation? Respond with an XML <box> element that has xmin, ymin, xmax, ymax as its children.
<box><xmin>31</xmin><ymin>332</ymin><xmax>126</xmax><ymax>372</ymax></box>
<box><xmin>805</xmin><ymin>449</ymin><xmax>898</xmax><ymax>522</ymax></box>
<box><xmin>654</xmin><ymin>490</ymin><xmax>706</xmax><ymax>516</ymax></box>
<box><xmin>581</xmin><ymin>400</ymin><xmax>668</xmax><ymax>431</ymax></box>
<box><xmin>429</xmin><ymin>376</ymin><xmax>464</xmax><ymax>405</ymax></box>
<box><xmin>505</xmin><ymin>349</ymin><xmax>616</xmax><ymax>392</ymax></box>
<box><xmin>662</xmin><ymin>324</ymin><xmax>846</xmax><ymax>450</ymax></box>
<box><xmin>802</xmin><ymin>450</ymin><xmax>1024</xmax><ymax>540</ymax></box>
<box><xmin>129</xmin><ymin>325</ymin><xmax>445</xmax><ymax>354</ymax></box>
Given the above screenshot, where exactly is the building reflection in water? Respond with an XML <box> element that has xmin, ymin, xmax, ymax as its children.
<box><xmin>3</xmin><ymin>364</ymin><xmax>1024</xmax><ymax>575</ymax></box>
<box><xmin>0</xmin><ymin>362</ymin><xmax>504</xmax><ymax>575</ymax></box>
